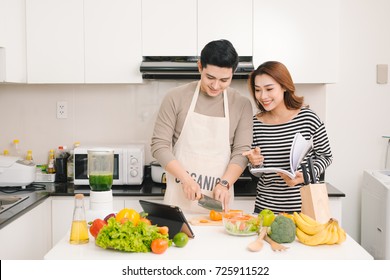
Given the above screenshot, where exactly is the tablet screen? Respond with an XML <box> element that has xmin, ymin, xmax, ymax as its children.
<box><xmin>139</xmin><ymin>200</ymin><xmax>195</xmax><ymax>239</ymax></box>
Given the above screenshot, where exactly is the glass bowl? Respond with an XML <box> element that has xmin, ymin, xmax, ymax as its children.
<box><xmin>222</xmin><ymin>212</ymin><xmax>261</xmax><ymax>236</ymax></box>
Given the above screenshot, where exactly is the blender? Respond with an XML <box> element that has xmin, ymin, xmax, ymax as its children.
<box><xmin>88</xmin><ymin>148</ymin><xmax>114</xmax><ymax>214</ymax></box>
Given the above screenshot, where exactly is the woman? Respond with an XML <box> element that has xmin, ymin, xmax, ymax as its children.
<box><xmin>244</xmin><ymin>61</ymin><xmax>333</xmax><ymax>214</ymax></box>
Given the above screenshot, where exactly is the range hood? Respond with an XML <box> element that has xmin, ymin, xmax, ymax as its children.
<box><xmin>140</xmin><ymin>56</ymin><xmax>254</xmax><ymax>80</ymax></box>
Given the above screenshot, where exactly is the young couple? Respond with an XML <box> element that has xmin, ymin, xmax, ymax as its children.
<box><xmin>151</xmin><ymin>39</ymin><xmax>333</xmax><ymax>214</ymax></box>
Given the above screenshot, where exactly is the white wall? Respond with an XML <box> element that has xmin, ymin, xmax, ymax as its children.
<box><xmin>325</xmin><ymin>0</ymin><xmax>390</xmax><ymax>242</ymax></box>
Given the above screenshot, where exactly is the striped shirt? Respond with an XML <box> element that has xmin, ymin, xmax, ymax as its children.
<box><xmin>251</xmin><ymin>107</ymin><xmax>333</xmax><ymax>214</ymax></box>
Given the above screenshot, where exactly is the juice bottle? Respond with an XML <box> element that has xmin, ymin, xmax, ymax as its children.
<box><xmin>69</xmin><ymin>194</ymin><xmax>89</xmax><ymax>245</ymax></box>
<box><xmin>47</xmin><ymin>149</ymin><xmax>56</xmax><ymax>174</ymax></box>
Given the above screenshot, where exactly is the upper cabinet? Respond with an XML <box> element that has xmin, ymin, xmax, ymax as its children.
<box><xmin>84</xmin><ymin>0</ymin><xmax>142</xmax><ymax>83</ymax></box>
<box><xmin>26</xmin><ymin>0</ymin><xmax>142</xmax><ymax>84</ymax></box>
<box><xmin>26</xmin><ymin>0</ymin><xmax>84</xmax><ymax>83</ymax></box>
<box><xmin>198</xmin><ymin>0</ymin><xmax>252</xmax><ymax>56</ymax></box>
<box><xmin>0</xmin><ymin>0</ymin><xmax>27</xmax><ymax>83</ymax></box>
<box><xmin>142</xmin><ymin>0</ymin><xmax>197</xmax><ymax>56</ymax></box>
<box><xmin>142</xmin><ymin>0</ymin><xmax>253</xmax><ymax>56</ymax></box>
<box><xmin>253</xmin><ymin>0</ymin><xmax>339</xmax><ymax>83</ymax></box>
<box><xmin>3</xmin><ymin>0</ymin><xmax>338</xmax><ymax>84</ymax></box>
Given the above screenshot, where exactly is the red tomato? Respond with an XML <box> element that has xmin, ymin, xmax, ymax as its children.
<box><xmin>89</xmin><ymin>219</ymin><xmax>107</xmax><ymax>238</ymax></box>
<box><xmin>151</xmin><ymin>238</ymin><xmax>169</xmax><ymax>254</ymax></box>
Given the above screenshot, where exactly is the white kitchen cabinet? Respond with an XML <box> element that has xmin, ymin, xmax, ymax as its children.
<box><xmin>26</xmin><ymin>0</ymin><xmax>84</xmax><ymax>83</ymax></box>
<box><xmin>253</xmin><ymin>0</ymin><xmax>339</xmax><ymax>83</ymax></box>
<box><xmin>26</xmin><ymin>0</ymin><xmax>142</xmax><ymax>84</ymax></box>
<box><xmin>0</xmin><ymin>199</ymin><xmax>51</xmax><ymax>260</ymax></box>
<box><xmin>141</xmin><ymin>0</ymin><xmax>197</xmax><ymax>56</ymax></box>
<box><xmin>84</xmin><ymin>0</ymin><xmax>142</xmax><ymax>83</ymax></box>
<box><xmin>198</xmin><ymin>0</ymin><xmax>252</xmax><ymax>56</ymax></box>
<box><xmin>0</xmin><ymin>0</ymin><xmax>26</xmax><ymax>83</ymax></box>
<box><xmin>142</xmin><ymin>0</ymin><xmax>253</xmax><ymax>57</ymax></box>
<box><xmin>51</xmin><ymin>196</ymin><xmax>125</xmax><ymax>247</ymax></box>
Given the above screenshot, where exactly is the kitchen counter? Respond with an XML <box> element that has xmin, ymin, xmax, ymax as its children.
<box><xmin>45</xmin><ymin>212</ymin><xmax>372</xmax><ymax>260</ymax></box>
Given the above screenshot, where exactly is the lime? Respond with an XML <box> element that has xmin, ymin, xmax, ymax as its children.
<box><xmin>173</xmin><ymin>232</ymin><xmax>189</xmax><ymax>248</ymax></box>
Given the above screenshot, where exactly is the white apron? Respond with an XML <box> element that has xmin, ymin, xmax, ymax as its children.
<box><xmin>164</xmin><ymin>81</ymin><xmax>233</xmax><ymax>213</ymax></box>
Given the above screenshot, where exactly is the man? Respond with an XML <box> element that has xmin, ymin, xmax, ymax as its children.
<box><xmin>151</xmin><ymin>39</ymin><xmax>253</xmax><ymax>213</ymax></box>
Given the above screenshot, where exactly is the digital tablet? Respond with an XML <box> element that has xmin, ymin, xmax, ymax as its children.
<box><xmin>139</xmin><ymin>200</ymin><xmax>195</xmax><ymax>239</ymax></box>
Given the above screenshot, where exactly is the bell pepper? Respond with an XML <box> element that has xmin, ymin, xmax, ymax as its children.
<box><xmin>89</xmin><ymin>218</ymin><xmax>107</xmax><ymax>238</ymax></box>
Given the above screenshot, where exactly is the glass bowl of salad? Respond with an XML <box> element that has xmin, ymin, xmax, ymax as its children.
<box><xmin>222</xmin><ymin>212</ymin><xmax>261</xmax><ymax>236</ymax></box>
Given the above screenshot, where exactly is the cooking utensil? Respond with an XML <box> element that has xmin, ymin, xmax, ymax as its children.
<box><xmin>150</xmin><ymin>161</ymin><xmax>166</xmax><ymax>183</ymax></box>
<box><xmin>197</xmin><ymin>194</ymin><xmax>223</xmax><ymax>212</ymax></box>
<box><xmin>247</xmin><ymin>227</ymin><xmax>267</xmax><ymax>252</ymax></box>
<box><xmin>264</xmin><ymin>235</ymin><xmax>289</xmax><ymax>251</ymax></box>
<box><xmin>307</xmin><ymin>157</ymin><xmax>317</xmax><ymax>183</ymax></box>
<box><xmin>301</xmin><ymin>163</ymin><xmax>310</xmax><ymax>185</ymax></box>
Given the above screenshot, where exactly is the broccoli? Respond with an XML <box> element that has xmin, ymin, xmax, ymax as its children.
<box><xmin>267</xmin><ymin>215</ymin><xmax>296</xmax><ymax>243</ymax></box>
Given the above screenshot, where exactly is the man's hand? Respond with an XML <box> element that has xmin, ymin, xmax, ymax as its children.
<box><xmin>181</xmin><ymin>179</ymin><xmax>202</xmax><ymax>201</ymax></box>
<box><xmin>213</xmin><ymin>184</ymin><xmax>231</xmax><ymax>212</ymax></box>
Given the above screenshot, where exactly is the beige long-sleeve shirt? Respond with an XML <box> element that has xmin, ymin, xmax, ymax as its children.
<box><xmin>151</xmin><ymin>81</ymin><xmax>253</xmax><ymax>170</ymax></box>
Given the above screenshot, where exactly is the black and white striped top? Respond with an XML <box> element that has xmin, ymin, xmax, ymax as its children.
<box><xmin>251</xmin><ymin>107</ymin><xmax>333</xmax><ymax>214</ymax></box>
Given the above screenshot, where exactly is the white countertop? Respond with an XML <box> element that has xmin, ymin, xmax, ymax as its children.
<box><xmin>45</xmin><ymin>218</ymin><xmax>373</xmax><ymax>260</ymax></box>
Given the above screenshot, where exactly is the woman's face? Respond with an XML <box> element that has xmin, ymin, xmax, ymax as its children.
<box><xmin>198</xmin><ymin>62</ymin><xmax>233</xmax><ymax>97</ymax></box>
<box><xmin>254</xmin><ymin>74</ymin><xmax>285</xmax><ymax>112</ymax></box>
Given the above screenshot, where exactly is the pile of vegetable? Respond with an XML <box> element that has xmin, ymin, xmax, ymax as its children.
<box><xmin>96</xmin><ymin>217</ymin><xmax>171</xmax><ymax>253</ymax></box>
<box><xmin>88</xmin><ymin>207</ymin><xmax>189</xmax><ymax>254</ymax></box>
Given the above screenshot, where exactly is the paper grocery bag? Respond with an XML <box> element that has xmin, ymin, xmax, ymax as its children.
<box><xmin>300</xmin><ymin>183</ymin><xmax>331</xmax><ymax>223</ymax></box>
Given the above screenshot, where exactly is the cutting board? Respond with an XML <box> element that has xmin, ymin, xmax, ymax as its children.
<box><xmin>189</xmin><ymin>216</ymin><xmax>223</xmax><ymax>226</ymax></box>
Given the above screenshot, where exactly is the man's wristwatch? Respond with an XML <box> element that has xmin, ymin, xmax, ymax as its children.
<box><xmin>218</xmin><ymin>179</ymin><xmax>230</xmax><ymax>190</ymax></box>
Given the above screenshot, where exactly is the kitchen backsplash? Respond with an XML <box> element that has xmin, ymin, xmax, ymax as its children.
<box><xmin>0</xmin><ymin>80</ymin><xmax>326</xmax><ymax>165</ymax></box>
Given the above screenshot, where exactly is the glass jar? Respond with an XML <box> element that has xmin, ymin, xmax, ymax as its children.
<box><xmin>88</xmin><ymin>148</ymin><xmax>114</xmax><ymax>191</ymax></box>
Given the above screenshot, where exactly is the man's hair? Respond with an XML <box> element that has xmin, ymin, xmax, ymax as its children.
<box><xmin>200</xmin><ymin>39</ymin><xmax>239</xmax><ymax>71</ymax></box>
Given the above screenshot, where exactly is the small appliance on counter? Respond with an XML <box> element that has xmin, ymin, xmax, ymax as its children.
<box><xmin>87</xmin><ymin>148</ymin><xmax>114</xmax><ymax>220</ymax></box>
<box><xmin>73</xmin><ymin>144</ymin><xmax>145</xmax><ymax>186</ymax></box>
<box><xmin>0</xmin><ymin>155</ymin><xmax>36</xmax><ymax>187</ymax></box>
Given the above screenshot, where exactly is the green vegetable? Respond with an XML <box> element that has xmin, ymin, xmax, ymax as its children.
<box><xmin>268</xmin><ymin>215</ymin><xmax>296</xmax><ymax>243</ymax></box>
<box><xmin>95</xmin><ymin>217</ymin><xmax>171</xmax><ymax>252</ymax></box>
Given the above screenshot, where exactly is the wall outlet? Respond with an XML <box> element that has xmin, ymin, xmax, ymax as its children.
<box><xmin>56</xmin><ymin>101</ymin><xmax>68</xmax><ymax>119</ymax></box>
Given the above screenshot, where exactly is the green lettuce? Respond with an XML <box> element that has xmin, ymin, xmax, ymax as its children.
<box><xmin>95</xmin><ymin>218</ymin><xmax>171</xmax><ymax>252</ymax></box>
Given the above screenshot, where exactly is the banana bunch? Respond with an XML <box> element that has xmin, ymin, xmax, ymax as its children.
<box><xmin>293</xmin><ymin>212</ymin><xmax>346</xmax><ymax>246</ymax></box>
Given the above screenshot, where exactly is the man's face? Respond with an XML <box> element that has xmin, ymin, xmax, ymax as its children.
<box><xmin>198</xmin><ymin>62</ymin><xmax>233</xmax><ymax>97</ymax></box>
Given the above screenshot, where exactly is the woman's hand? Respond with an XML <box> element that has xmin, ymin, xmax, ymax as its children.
<box><xmin>278</xmin><ymin>171</ymin><xmax>305</xmax><ymax>187</ymax></box>
<box><xmin>242</xmin><ymin>147</ymin><xmax>264</xmax><ymax>166</ymax></box>
<box><xmin>213</xmin><ymin>184</ymin><xmax>231</xmax><ymax>212</ymax></box>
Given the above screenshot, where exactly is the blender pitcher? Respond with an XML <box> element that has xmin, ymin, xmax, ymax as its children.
<box><xmin>88</xmin><ymin>148</ymin><xmax>114</xmax><ymax>191</ymax></box>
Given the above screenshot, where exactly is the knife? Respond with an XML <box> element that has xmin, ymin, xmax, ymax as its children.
<box><xmin>300</xmin><ymin>163</ymin><xmax>310</xmax><ymax>185</ymax></box>
<box><xmin>307</xmin><ymin>157</ymin><xmax>317</xmax><ymax>184</ymax></box>
<box><xmin>198</xmin><ymin>194</ymin><xmax>223</xmax><ymax>212</ymax></box>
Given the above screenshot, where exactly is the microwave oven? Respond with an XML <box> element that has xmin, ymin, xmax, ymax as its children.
<box><xmin>73</xmin><ymin>144</ymin><xmax>145</xmax><ymax>185</ymax></box>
